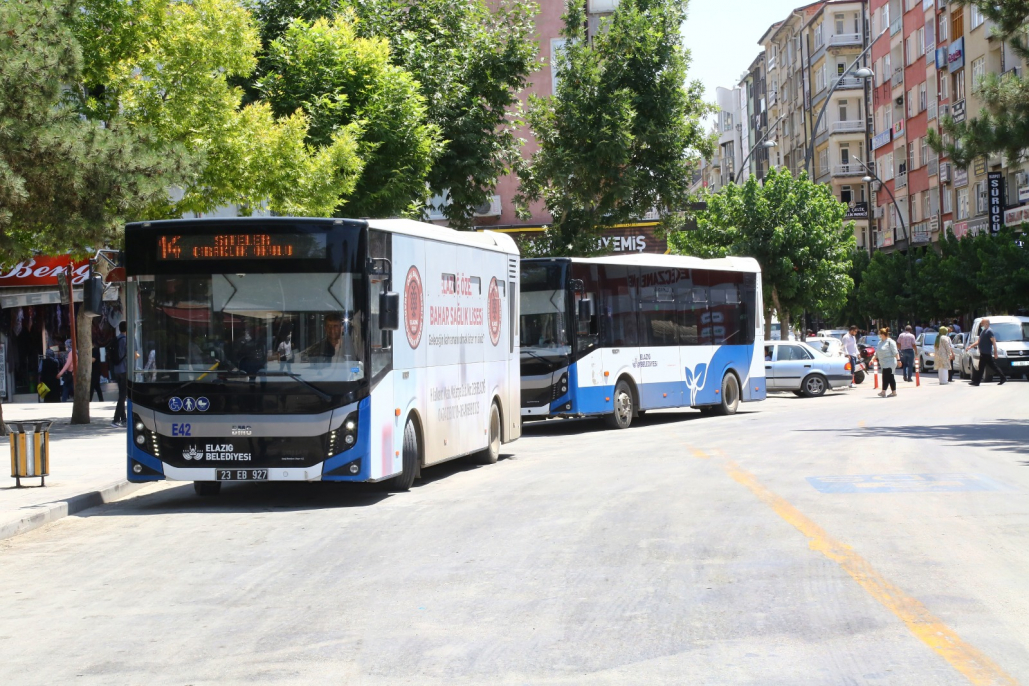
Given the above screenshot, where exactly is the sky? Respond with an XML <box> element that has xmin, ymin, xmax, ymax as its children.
<box><xmin>680</xmin><ymin>0</ymin><xmax>806</xmax><ymax>102</ymax></box>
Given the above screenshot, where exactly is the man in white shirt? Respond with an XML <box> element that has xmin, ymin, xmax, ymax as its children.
<box><xmin>842</xmin><ymin>325</ymin><xmax>860</xmax><ymax>388</ymax></box>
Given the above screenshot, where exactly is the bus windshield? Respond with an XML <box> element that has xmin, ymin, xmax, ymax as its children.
<box><xmin>520</xmin><ymin>262</ymin><xmax>569</xmax><ymax>354</ymax></box>
<box><xmin>129</xmin><ymin>272</ymin><xmax>366</xmax><ymax>384</ymax></box>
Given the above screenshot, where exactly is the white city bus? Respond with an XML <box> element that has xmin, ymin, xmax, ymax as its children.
<box><xmin>520</xmin><ymin>254</ymin><xmax>766</xmax><ymax>428</ymax></box>
<box><xmin>125</xmin><ymin>218</ymin><xmax>521</xmax><ymax>494</ymax></box>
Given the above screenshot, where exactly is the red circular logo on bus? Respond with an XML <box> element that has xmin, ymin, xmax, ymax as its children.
<box><xmin>487</xmin><ymin>277</ymin><xmax>502</xmax><ymax>347</ymax></box>
<box><xmin>404</xmin><ymin>266</ymin><xmax>423</xmax><ymax>348</ymax></box>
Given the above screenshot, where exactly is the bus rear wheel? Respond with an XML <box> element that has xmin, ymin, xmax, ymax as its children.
<box><xmin>714</xmin><ymin>373</ymin><xmax>741</xmax><ymax>415</ymax></box>
<box><xmin>604</xmin><ymin>380</ymin><xmax>634</xmax><ymax>430</ymax></box>
<box><xmin>386</xmin><ymin>418</ymin><xmax>419</xmax><ymax>492</ymax></box>
<box><xmin>194</xmin><ymin>481</ymin><xmax>221</xmax><ymax>497</ymax></box>
<box><xmin>468</xmin><ymin>401</ymin><xmax>501</xmax><ymax>465</ymax></box>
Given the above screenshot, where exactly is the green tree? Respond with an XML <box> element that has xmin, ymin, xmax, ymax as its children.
<box><xmin>516</xmin><ymin>0</ymin><xmax>712</xmax><ymax>255</ymax></box>
<box><xmin>260</xmin><ymin>10</ymin><xmax>439</xmax><ymax>218</ymax></box>
<box><xmin>0</xmin><ymin>0</ymin><xmax>190</xmax><ymax>424</ymax></box>
<box><xmin>823</xmin><ymin>249</ymin><xmax>871</xmax><ymax>328</ymax></box>
<box><xmin>670</xmin><ymin>168</ymin><xmax>856</xmax><ymax>337</ymax></box>
<box><xmin>928</xmin><ymin>1</ymin><xmax>1029</xmax><ymax>165</ymax></box>
<box><xmin>250</xmin><ymin>0</ymin><xmax>538</xmax><ymax>227</ymax></box>
<box><xmin>71</xmin><ymin>0</ymin><xmax>363</xmax><ymax>217</ymax></box>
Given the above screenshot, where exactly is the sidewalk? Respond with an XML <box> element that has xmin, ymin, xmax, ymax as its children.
<box><xmin>0</xmin><ymin>401</ymin><xmax>148</xmax><ymax>541</ymax></box>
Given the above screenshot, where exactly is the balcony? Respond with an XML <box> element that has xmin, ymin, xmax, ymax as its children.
<box><xmin>768</xmin><ymin>89</ymin><xmax>778</xmax><ymax>106</ymax></box>
<box><xmin>831</xmin><ymin>120</ymin><xmax>866</xmax><ymax>134</ymax></box>
<box><xmin>890</xmin><ymin>17</ymin><xmax>903</xmax><ymax>36</ymax></box>
<box><xmin>928</xmin><ymin>158</ymin><xmax>939</xmax><ymax>177</ymax></box>
<box><xmin>895</xmin><ymin>172</ymin><xmax>908</xmax><ymax>189</ymax></box>
<box><xmin>831</xmin><ymin>75</ymin><xmax>866</xmax><ymax>90</ymax></box>
<box><xmin>891</xmin><ymin>68</ymin><xmax>904</xmax><ymax>87</ymax></box>
<box><xmin>829</xmin><ymin>33</ymin><xmax>862</xmax><ymax>47</ymax></box>
<box><xmin>833</xmin><ymin>163</ymin><xmax>866</xmax><ymax>177</ymax></box>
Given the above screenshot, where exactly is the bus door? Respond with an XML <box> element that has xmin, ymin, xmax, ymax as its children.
<box><xmin>637</xmin><ymin>268</ymin><xmax>682</xmax><ymax>409</ymax></box>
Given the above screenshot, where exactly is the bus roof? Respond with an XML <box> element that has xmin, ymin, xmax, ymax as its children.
<box><xmin>537</xmin><ymin>253</ymin><xmax>761</xmax><ymax>274</ymax></box>
<box><xmin>125</xmin><ymin>217</ymin><xmax>519</xmax><ymax>256</ymax></box>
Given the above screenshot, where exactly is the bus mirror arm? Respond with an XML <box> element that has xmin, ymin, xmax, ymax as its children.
<box><xmin>380</xmin><ymin>292</ymin><xmax>400</xmax><ymax>331</ymax></box>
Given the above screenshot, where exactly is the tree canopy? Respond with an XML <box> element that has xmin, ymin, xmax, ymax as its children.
<box><xmin>670</xmin><ymin>168</ymin><xmax>856</xmax><ymax>335</ymax></box>
<box><xmin>516</xmin><ymin>0</ymin><xmax>712</xmax><ymax>255</ymax></box>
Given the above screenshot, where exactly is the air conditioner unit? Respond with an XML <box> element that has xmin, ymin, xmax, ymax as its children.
<box><xmin>874</xmin><ymin>206</ymin><xmax>884</xmax><ymax>219</ymax></box>
<box><xmin>588</xmin><ymin>0</ymin><xmax>619</xmax><ymax>13</ymax></box>
<box><xmin>895</xmin><ymin>95</ymin><xmax>904</xmax><ymax>105</ymax></box>
<box><xmin>473</xmin><ymin>195</ymin><xmax>503</xmax><ymax>218</ymax></box>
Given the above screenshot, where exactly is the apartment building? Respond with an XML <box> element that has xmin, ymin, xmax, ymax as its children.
<box><xmin>870</xmin><ymin>0</ymin><xmax>1029</xmax><ymax>250</ymax></box>
<box><xmin>738</xmin><ymin>52</ymin><xmax>771</xmax><ymax>184</ymax></box>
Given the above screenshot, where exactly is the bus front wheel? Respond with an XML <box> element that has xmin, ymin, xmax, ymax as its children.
<box><xmin>604</xmin><ymin>380</ymin><xmax>634</xmax><ymax>430</ymax></box>
<box><xmin>194</xmin><ymin>481</ymin><xmax>221</xmax><ymax>497</ymax></box>
<box><xmin>468</xmin><ymin>401</ymin><xmax>501</xmax><ymax>465</ymax></box>
<box><xmin>386</xmin><ymin>418</ymin><xmax>419</xmax><ymax>492</ymax></box>
<box><xmin>714</xmin><ymin>373</ymin><xmax>741</xmax><ymax>415</ymax></box>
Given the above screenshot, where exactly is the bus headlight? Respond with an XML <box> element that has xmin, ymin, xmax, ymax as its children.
<box><xmin>135</xmin><ymin>434</ymin><xmax>146</xmax><ymax>446</ymax></box>
<box><xmin>329</xmin><ymin>411</ymin><xmax>359</xmax><ymax>456</ymax></box>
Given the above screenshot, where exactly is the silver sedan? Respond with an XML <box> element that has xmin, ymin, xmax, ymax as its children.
<box><xmin>763</xmin><ymin>341</ymin><xmax>852</xmax><ymax>397</ymax></box>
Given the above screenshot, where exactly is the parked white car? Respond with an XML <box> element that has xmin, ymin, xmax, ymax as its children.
<box><xmin>763</xmin><ymin>341</ymin><xmax>851</xmax><ymax>397</ymax></box>
<box><xmin>966</xmin><ymin>316</ymin><xmax>1029</xmax><ymax>380</ymax></box>
<box><xmin>805</xmin><ymin>337</ymin><xmax>844</xmax><ymax>357</ymax></box>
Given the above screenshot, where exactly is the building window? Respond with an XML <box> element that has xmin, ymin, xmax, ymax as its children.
<box><xmin>940</xmin><ymin>72</ymin><xmax>949</xmax><ymax>100</ymax></box>
<box><xmin>975</xmin><ymin>181</ymin><xmax>987</xmax><ymax>214</ymax></box>
<box><xmin>971</xmin><ymin>4</ymin><xmax>985</xmax><ymax>30</ymax></box>
<box><xmin>819</xmin><ymin>149</ymin><xmax>829</xmax><ymax>175</ymax></box>
<box><xmin>924</xmin><ymin>192</ymin><xmax>932</xmax><ymax>220</ymax></box>
<box><xmin>919</xmin><ymin>82</ymin><xmax>927</xmax><ymax>111</ymax></box>
<box><xmin>917</xmin><ymin>28</ymin><xmax>926</xmax><ymax>57</ymax></box>
<box><xmin>954</xmin><ymin>69</ymin><xmax>965</xmax><ymax>101</ymax></box>
<box><xmin>952</xmin><ymin>7</ymin><xmax>964</xmax><ymax>39</ymax></box>
<box><xmin>939</xmin><ymin>14</ymin><xmax>948</xmax><ymax>41</ymax></box>
<box><xmin>839</xmin><ymin>99</ymin><xmax>849</xmax><ymax>122</ymax></box>
<box><xmin>943</xmin><ymin>188</ymin><xmax>952</xmax><ymax>214</ymax></box>
<box><xmin>840</xmin><ymin>143</ymin><xmax>851</xmax><ymax>166</ymax></box>
<box><xmin>957</xmin><ymin>188</ymin><xmax>969</xmax><ymax>220</ymax></box>
<box><xmin>841</xmin><ymin>185</ymin><xmax>853</xmax><ymax>204</ymax></box>
<box><xmin>912</xmin><ymin>192</ymin><xmax>921</xmax><ymax>222</ymax></box>
<box><xmin>921</xmin><ymin>137</ymin><xmax>929</xmax><ymax>167</ymax></box>
<box><xmin>971</xmin><ymin>57</ymin><xmax>986</xmax><ymax>93</ymax></box>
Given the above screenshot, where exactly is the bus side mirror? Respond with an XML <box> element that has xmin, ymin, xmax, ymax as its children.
<box><xmin>380</xmin><ymin>292</ymin><xmax>400</xmax><ymax>331</ymax></box>
<box><xmin>578</xmin><ymin>299</ymin><xmax>594</xmax><ymax>321</ymax></box>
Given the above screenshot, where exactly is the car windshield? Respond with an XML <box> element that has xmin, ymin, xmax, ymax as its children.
<box><xmin>128</xmin><ymin>273</ymin><xmax>365</xmax><ymax>384</ymax></box>
<box><xmin>991</xmin><ymin>322</ymin><xmax>1029</xmax><ymax>342</ymax></box>
<box><xmin>862</xmin><ymin>335</ymin><xmax>880</xmax><ymax>346</ymax></box>
<box><xmin>922</xmin><ymin>333</ymin><xmax>937</xmax><ymax>345</ymax></box>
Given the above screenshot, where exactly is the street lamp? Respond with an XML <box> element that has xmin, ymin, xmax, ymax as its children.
<box><xmin>804</xmin><ymin>28</ymin><xmax>886</xmax><ymax>176</ymax></box>
<box><xmin>734</xmin><ymin>139</ymin><xmax>777</xmax><ymax>184</ymax></box>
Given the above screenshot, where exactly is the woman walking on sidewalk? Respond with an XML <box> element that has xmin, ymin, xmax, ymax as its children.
<box><xmin>935</xmin><ymin>326</ymin><xmax>955</xmax><ymax>385</ymax></box>
<box><xmin>875</xmin><ymin>327</ymin><xmax>899</xmax><ymax>397</ymax></box>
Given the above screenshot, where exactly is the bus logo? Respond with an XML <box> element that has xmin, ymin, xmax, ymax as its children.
<box><xmin>404</xmin><ymin>265</ymin><xmax>423</xmax><ymax>348</ymax></box>
<box><xmin>182</xmin><ymin>445</ymin><xmax>203</xmax><ymax>461</ymax></box>
<box><xmin>487</xmin><ymin>277</ymin><xmax>502</xmax><ymax>346</ymax></box>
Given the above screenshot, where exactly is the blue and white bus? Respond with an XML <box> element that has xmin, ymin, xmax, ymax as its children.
<box><xmin>124</xmin><ymin>217</ymin><xmax>521</xmax><ymax>495</ymax></box>
<box><xmin>519</xmin><ymin>255</ymin><xmax>766</xmax><ymax>428</ymax></box>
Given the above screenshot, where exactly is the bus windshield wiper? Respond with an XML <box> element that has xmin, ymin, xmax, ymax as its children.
<box><xmin>166</xmin><ymin>362</ymin><xmax>223</xmax><ymax>397</ymax></box>
<box><xmin>253</xmin><ymin>371</ymin><xmax>333</xmax><ymax>401</ymax></box>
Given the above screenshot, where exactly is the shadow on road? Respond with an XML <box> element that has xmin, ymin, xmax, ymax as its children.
<box><xmin>91</xmin><ymin>454</ymin><xmax>515</xmax><ymax>516</ymax></box>
<box><xmin>799</xmin><ymin>419</ymin><xmax>1029</xmax><ymax>457</ymax></box>
<box><xmin>521</xmin><ymin>408</ymin><xmax>760</xmax><ymax>437</ymax></box>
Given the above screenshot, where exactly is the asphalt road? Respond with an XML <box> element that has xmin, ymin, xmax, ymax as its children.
<box><xmin>2</xmin><ymin>378</ymin><xmax>1027</xmax><ymax>685</ymax></box>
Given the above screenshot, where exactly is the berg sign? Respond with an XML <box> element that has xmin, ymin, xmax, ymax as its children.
<box><xmin>0</xmin><ymin>257</ymin><xmax>91</xmax><ymax>287</ymax></box>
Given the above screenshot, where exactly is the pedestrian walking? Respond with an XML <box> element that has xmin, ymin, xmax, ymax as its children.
<box><xmin>57</xmin><ymin>344</ymin><xmax>75</xmax><ymax>402</ymax></box>
<box><xmin>112</xmin><ymin>321</ymin><xmax>128</xmax><ymax>427</ymax></box>
<box><xmin>842</xmin><ymin>325</ymin><xmax>860</xmax><ymax>388</ymax></box>
<box><xmin>934</xmin><ymin>326</ymin><xmax>954</xmax><ymax>385</ymax></box>
<box><xmin>897</xmin><ymin>325</ymin><xmax>917</xmax><ymax>382</ymax></box>
<box><xmin>875</xmin><ymin>328</ymin><xmax>900</xmax><ymax>397</ymax></box>
<box><xmin>968</xmin><ymin>318</ymin><xmax>1007</xmax><ymax>386</ymax></box>
<box><xmin>90</xmin><ymin>344</ymin><xmax>104</xmax><ymax>401</ymax></box>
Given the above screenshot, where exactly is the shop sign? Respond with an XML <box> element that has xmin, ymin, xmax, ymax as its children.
<box><xmin>948</xmin><ymin>37</ymin><xmax>965</xmax><ymax>72</ymax></box>
<box><xmin>930</xmin><ymin>216</ymin><xmax>940</xmax><ymax>233</ymax></box>
<box><xmin>967</xmin><ymin>217</ymin><xmax>988</xmax><ymax>237</ymax></box>
<box><xmin>952</xmin><ymin>221</ymin><xmax>969</xmax><ymax>239</ymax></box>
<box><xmin>952</xmin><ymin>100</ymin><xmax>966</xmax><ymax>124</ymax></box>
<box><xmin>0</xmin><ymin>256</ymin><xmax>90</xmax><ymax>288</ymax></box>
<box><xmin>1019</xmin><ymin>185</ymin><xmax>1029</xmax><ymax>203</ymax></box>
<box><xmin>935</xmin><ymin>46</ymin><xmax>948</xmax><ymax>70</ymax></box>
<box><xmin>953</xmin><ymin>166</ymin><xmax>968</xmax><ymax>187</ymax></box>
<box><xmin>973</xmin><ymin>157</ymin><xmax>987</xmax><ymax>177</ymax></box>
<box><xmin>1005</xmin><ymin>204</ymin><xmax>1029</xmax><ymax>227</ymax></box>
<box><xmin>487</xmin><ymin>222</ymin><xmax>671</xmax><ymax>255</ymax></box>
<box><xmin>988</xmin><ymin>171</ymin><xmax>1004</xmax><ymax>234</ymax></box>
<box><xmin>845</xmin><ymin>202</ymin><xmax>869</xmax><ymax>219</ymax></box>
<box><xmin>893</xmin><ymin>119</ymin><xmax>905</xmax><ymax>137</ymax></box>
<box><xmin>912</xmin><ymin>223</ymin><xmax>932</xmax><ymax>243</ymax></box>
<box><xmin>872</xmin><ymin>129</ymin><xmax>892</xmax><ymax>150</ymax></box>
<box><xmin>883</xmin><ymin>227</ymin><xmax>895</xmax><ymax>247</ymax></box>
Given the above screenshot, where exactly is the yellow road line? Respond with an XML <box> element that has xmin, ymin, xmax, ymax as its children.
<box><xmin>689</xmin><ymin>447</ymin><xmax>710</xmax><ymax>460</ymax></box>
<box><xmin>723</xmin><ymin>460</ymin><xmax>1017</xmax><ymax>686</ymax></box>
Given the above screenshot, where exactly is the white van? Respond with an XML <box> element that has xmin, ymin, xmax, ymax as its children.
<box><xmin>966</xmin><ymin>316</ymin><xmax>1029</xmax><ymax>380</ymax></box>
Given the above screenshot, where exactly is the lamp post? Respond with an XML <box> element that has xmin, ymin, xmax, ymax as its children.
<box><xmin>804</xmin><ymin>28</ymin><xmax>887</xmax><ymax>176</ymax></box>
<box><xmin>735</xmin><ymin>114</ymin><xmax>785</xmax><ymax>185</ymax></box>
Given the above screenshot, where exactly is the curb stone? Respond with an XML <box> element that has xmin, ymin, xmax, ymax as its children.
<box><xmin>0</xmin><ymin>480</ymin><xmax>148</xmax><ymax>542</ymax></box>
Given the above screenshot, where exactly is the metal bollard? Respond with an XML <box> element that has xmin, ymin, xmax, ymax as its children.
<box><xmin>873</xmin><ymin>357</ymin><xmax>879</xmax><ymax>390</ymax></box>
<box><xmin>8</xmin><ymin>421</ymin><xmax>53</xmax><ymax>488</ymax></box>
<box><xmin>915</xmin><ymin>357</ymin><xmax>921</xmax><ymax>387</ymax></box>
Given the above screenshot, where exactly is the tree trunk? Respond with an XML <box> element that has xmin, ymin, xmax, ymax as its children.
<box><xmin>764</xmin><ymin>306</ymin><xmax>773</xmax><ymax>340</ymax></box>
<box><xmin>71</xmin><ymin>306</ymin><xmax>92</xmax><ymax>424</ymax></box>
<box><xmin>771</xmin><ymin>287</ymin><xmax>790</xmax><ymax>340</ymax></box>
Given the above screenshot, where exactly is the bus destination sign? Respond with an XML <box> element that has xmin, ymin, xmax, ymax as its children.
<box><xmin>158</xmin><ymin>233</ymin><xmax>327</xmax><ymax>260</ymax></box>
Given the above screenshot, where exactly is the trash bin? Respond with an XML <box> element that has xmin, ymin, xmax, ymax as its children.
<box><xmin>8</xmin><ymin>421</ymin><xmax>53</xmax><ymax>487</ymax></box>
